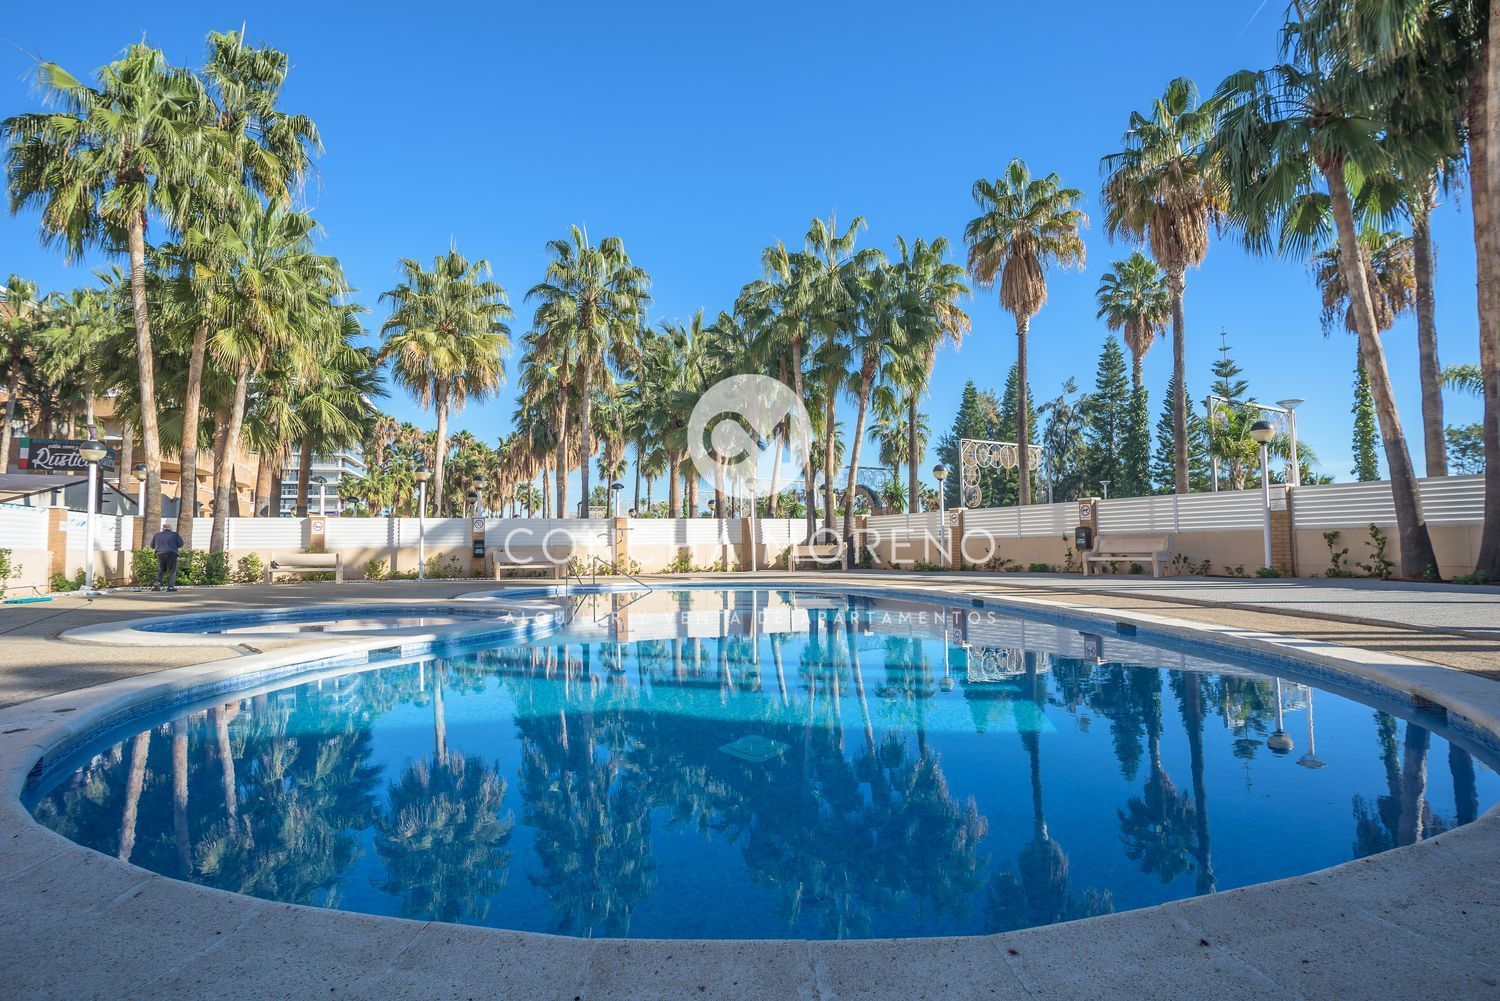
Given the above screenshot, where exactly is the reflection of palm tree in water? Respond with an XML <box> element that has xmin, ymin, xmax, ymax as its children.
<box><xmin>1174</xmin><ymin>671</ymin><xmax>1216</xmax><ymax>894</ymax></box>
<box><xmin>1118</xmin><ymin>669</ymin><xmax>1194</xmax><ymax>885</ymax></box>
<box><xmin>986</xmin><ymin>652</ymin><xmax>1112</xmax><ymax>932</ymax></box>
<box><xmin>1353</xmin><ymin>712</ymin><xmax>1444</xmax><ymax>856</ymax></box>
<box><xmin>375</xmin><ymin>661</ymin><xmax>514</xmax><ymax>923</ymax></box>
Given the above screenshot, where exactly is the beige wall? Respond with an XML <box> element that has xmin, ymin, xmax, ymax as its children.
<box><xmin>1295</xmin><ymin>523</ymin><xmax>1479</xmax><ymax>580</ymax></box>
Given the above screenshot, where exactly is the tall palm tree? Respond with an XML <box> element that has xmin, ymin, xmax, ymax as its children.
<box><xmin>0</xmin><ymin>276</ymin><xmax>45</xmax><ymax>474</ymax></box>
<box><xmin>4</xmin><ymin>44</ymin><xmax>212</xmax><ymax>534</ymax></box>
<box><xmin>1101</xmin><ymin>77</ymin><xmax>1222</xmax><ymax>495</ymax></box>
<box><xmin>380</xmin><ymin>248</ymin><xmax>512</xmax><ymax>517</ymax></box>
<box><xmin>965</xmin><ymin>160</ymin><xmax>1086</xmax><ymax>506</ymax></box>
<box><xmin>526</xmin><ymin>226</ymin><xmax>649</xmax><ymax>518</ymax></box>
<box><xmin>1210</xmin><ymin>10</ymin><xmax>1440</xmax><ymax>578</ymax></box>
<box><xmin>1095</xmin><ymin>252</ymin><xmax>1170</xmax><ymax>391</ymax></box>
<box><xmin>35</xmin><ymin>286</ymin><xmax>113</xmax><ymax>440</ymax></box>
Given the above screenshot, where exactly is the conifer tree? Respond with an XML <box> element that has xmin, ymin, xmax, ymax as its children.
<box><xmin>1119</xmin><ymin>385</ymin><xmax>1152</xmax><ymax>497</ymax></box>
<box><xmin>1209</xmin><ymin>330</ymin><xmax>1249</xmax><ymax>404</ymax></box>
<box><xmin>996</xmin><ymin>363</ymin><xmax>1038</xmax><ymax>505</ymax></box>
<box><xmin>1083</xmin><ymin>336</ymin><xmax>1131</xmax><ymax>494</ymax></box>
<box><xmin>1352</xmin><ymin>359</ymin><xmax>1381</xmax><ymax>482</ymax></box>
<box><xmin>936</xmin><ymin>381</ymin><xmax>991</xmax><ymax>508</ymax></box>
<box><xmin>1152</xmin><ymin>376</ymin><xmax>1210</xmax><ymax>493</ymax></box>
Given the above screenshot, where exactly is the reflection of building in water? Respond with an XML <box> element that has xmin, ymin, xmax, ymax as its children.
<box><xmin>965</xmin><ymin>645</ymin><xmax>1051</xmax><ymax>683</ymax></box>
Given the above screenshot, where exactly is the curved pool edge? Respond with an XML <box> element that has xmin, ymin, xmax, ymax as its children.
<box><xmin>3</xmin><ymin>582</ymin><xmax>1499</xmax><ymax>999</ymax></box>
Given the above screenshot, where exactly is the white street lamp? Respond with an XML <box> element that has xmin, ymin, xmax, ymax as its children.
<box><xmin>312</xmin><ymin>475</ymin><xmax>328</xmax><ymax>517</ymax></box>
<box><xmin>932</xmin><ymin>464</ymin><xmax>948</xmax><ymax>570</ymax></box>
<box><xmin>1276</xmin><ymin>398</ymin><xmax>1305</xmax><ymax>487</ymax></box>
<box><xmin>746</xmin><ymin>476</ymin><xmax>760</xmax><ymax>574</ymax></box>
<box><xmin>133</xmin><ymin>463</ymin><xmax>147</xmax><ymax>515</ymax></box>
<box><xmin>1250</xmin><ymin>419</ymin><xmax>1276</xmax><ymax>570</ymax></box>
<box><xmin>1100</xmin><ymin>479</ymin><xmax>1111</xmax><ymax>500</ymax></box>
<box><xmin>414</xmin><ymin>465</ymin><xmax>432</xmax><ymax>580</ymax></box>
<box><xmin>1267</xmin><ymin>676</ymin><xmax>1294</xmax><ymax>755</ymax></box>
<box><xmin>79</xmin><ymin>439</ymin><xmax>108</xmax><ymax>593</ymax></box>
<box><xmin>610</xmin><ymin>481</ymin><xmax>624</xmax><ymax>518</ymax></box>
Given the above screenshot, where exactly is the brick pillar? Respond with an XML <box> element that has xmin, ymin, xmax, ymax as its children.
<box><xmin>951</xmin><ymin>508</ymin><xmax>966</xmax><ymax>569</ymax></box>
<box><xmin>743</xmin><ymin>516</ymin><xmax>757</xmax><ymax>571</ymax></box>
<box><xmin>471</xmin><ymin>517</ymin><xmax>487</xmax><ymax>577</ymax></box>
<box><xmin>1270</xmin><ymin>486</ymin><xmax>1295</xmax><ymax>576</ymax></box>
<box><xmin>1076</xmin><ymin>498</ymin><xmax>1100</xmax><ymax>572</ymax></box>
<box><xmin>46</xmin><ymin>507</ymin><xmax>68</xmax><ymax>583</ymax></box>
<box><xmin>308</xmin><ymin>516</ymin><xmax>326</xmax><ymax>554</ymax></box>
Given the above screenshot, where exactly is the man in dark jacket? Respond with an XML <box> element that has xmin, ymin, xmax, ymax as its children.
<box><xmin>150</xmin><ymin>526</ymin><xmax>184</xmax><ymax>592</ymax></box>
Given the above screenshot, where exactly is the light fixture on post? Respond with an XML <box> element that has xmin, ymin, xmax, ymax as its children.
<box><xmin>932</xmin><ymin>464</ymin><xmax>948</xmax><ymax>570</ymax></box>
<box><xmin>1267</xmin><ymin>677</ymin><xmax>1294</xmax><ymax>755</ymax></box>
<box><xmin>466</xmin><ymin>489</ymin><xmax>478</xmax><ymax>517</ymax></box>
<box><xmin>79</xmin><ymin>439</ymin><xmax>108</xmax><ymax>593</ymax></box>
<box><xmin>311</xmin><ymin>475</ymin><xmax>328</xmax><ymax>517</ymax></box>
<box><xmin>746</xmin><ymin>475</ymin><xmax>760</xmax><ymax>574</ymax></box>
<box><xmin>414</xmin><ymin>465</ymin><xmax>432</xmax><ymax>581</ymax></box>
<box><xmin>1100</xmin><ymin>479</ymin><xmax>1111</xmax><ymax>501</ymax></box>
<box><xmin>473</xmin><ymin>474</ymin><xmax>487</xmax><ymax>517</ymax></box>
<box><xmin>610</xmin><ymin>481</ymin><xmax>624</xmax><ymax>518</ymax></box>
<box><xmin>133</xmin><ymin>463</ymin><xmax>147</xmax><ymax>515</ymax></box>
<box><xmin>1276</xmin><ymin>398</ymin><xmax>1304</xmax><ymax>487</ymax></box>
<box><xmin>1250</xmin><ymin>419</ymin><xmax>1276</xmax><ymax>570</ymax></box>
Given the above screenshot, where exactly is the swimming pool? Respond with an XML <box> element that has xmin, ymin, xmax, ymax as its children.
<box><xmin>130</xmin><ymin>603</ymin><xmax>522</xmax><ymax>636</ymax></box>
<box><xmin>25</xmin><ymin>587</ymin><xmax>1499</xmax><ymax>940</ymax></box>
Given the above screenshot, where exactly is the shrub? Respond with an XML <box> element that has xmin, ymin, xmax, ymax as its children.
<box><xmin>363</xmin><ymin>558</ymin><xmax>388</xmax><ymax>581</ymax></box>
<box><xmin>424</xmin><ymin>553</ymin><xmax>465</xmax><ymax>579</ymax></box>
<box><xmin>1452</xmin><ymin>570</ymin><xmax>1489</xmax><ymax>586</ymax></box>
<box><xmin>0</xmin><ymin>548</ymin><xmax>15</xmax><ymax>595</ymax></box>
<box><xmin>1356</xmin><ymin>524</ymin><xmax>1394</xmax><ymax>580</ymax></box>
<box><xmin>663</xmin><ymin>550</ymin><xmax>693</xmax><ymax>574</ymax></box>
<box><xmin>203</xmin><ymin>552</ymin><xmax>229</xmax><ymax>586</ymax></box>
<box><xmin>233</xmin><ymin>554</ymin><xmax>265</xmax><ymax>584</ymax></box>
<box><xmin>1323</xmin><ymin>531</ymin><xmax>1356</xmax><ymax>577</ymax></box>
<box><xmin>173</xmin><ymin>550</ymin><xmax>205</xmax><ymax>587</ymax></box>
<box><xmin>50</xmin><ymin>569</ymin><xmax>85</xmax><ymax>592</ymax></box>
<box><xmin>1256</xmin><ymin>566</ymin><xmax>1283</xmax><ymax>578</ymax></box>
<box><xmin>1222</xmin><ymin>564</ymin><xmax>1248</xmax><ymax>578</ymax></box>
<box><xmin>132</xmin><ymin>548</ymin><xmax>158</xmax><ymax>586</ymax></box>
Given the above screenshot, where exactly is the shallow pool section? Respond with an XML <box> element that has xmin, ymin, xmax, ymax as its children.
<box><xmin>27</xmin><ymin>588</ymin><xmax>1499</xmax><ymax>940</ymax></box>
<box><xmin>134</xmin><ymin>604</ymin><xmax>513</xmax><ymax>636</ymax></box>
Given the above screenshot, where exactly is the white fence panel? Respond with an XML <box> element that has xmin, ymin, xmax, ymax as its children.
<box><xmin>325</xmin><ymin>518</ymin><xmax>395</xmax><ymax>548</ymax></box>
<box><xmin>1292</xmin><ymin>475</ymin><xmax>1484</xmax><ymax>530</ymax></box>
<box><xmin>0</xmin><ymin>506</ymin><xmax>48</xmax><ymax>550</ymax></box>
<box><xmin>227</xmin><ymin>518</ymin><xmax>308</xmax><ymax>550</ymax></box>
<box><xmin>755</xmin><ymin>519</ymin><xmax>809</xmax><ymax>548</ymax></box>
<box><xmin>397</xmin><ymin>518</ymin><xmax>469</xmax><ymax>548</ymax></box>
<box><xmin>484</xmin><ymin>518</ymin><xmax>612</xmax><ymax>548</ymax></box>
<box><xmin>964</xmin><ymin>501</ymin><xmax>1076</xmax><ymax>539</ymax></box>
<box><xmin>1172</xmin><ymin>491</ymin><xmax>1266</xmax><ymax>532</ymax></box>
<box><xmin>865</xmin><ymin>512</ymin><xmax>941</xmax><ymax>541</ymax></box>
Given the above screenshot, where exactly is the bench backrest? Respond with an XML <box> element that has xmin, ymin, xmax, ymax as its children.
<box><xmin>271</xmin><ymin>552</ymin><xmax>340</xmax><ymax>569</ymax></box>
<box><xmin>1092</xmin><ymin>534</ymin><xmax>1172</xmax><ymax>554</ymax></box>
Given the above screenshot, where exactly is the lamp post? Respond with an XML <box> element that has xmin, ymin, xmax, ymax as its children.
<box><xmin>79</xmin><ymin>439</ymin><xmax>108</xmax><ymax>593</ymax></box>
<box><xmin>133</xmin><ymin>463</ymin><xmax>147</xmax><ymax>515</ymax></box>
<box><xmin>933</xmin><ymin>463</ymin><xmax>948</xmax><ymax>570</ymax></box>
<box><xmin>1267</xmin><ymin>676</ymin><xmax>1294</xmax><ymax>755</ymax></box>
<box><xmin>466</xmin><ymin>490</ymin><xmax>478</xmax><ymax>517</ymax></box>
<box><xmin>610</xmin><ymin>481</ymin><xmax>624</xmax><ymax>518</ymax></box>
<box><xmin>1100</xmin><ymin>479</ymin><xmax>1111</xmax><ymax>501</ymax></box>
<box><xmin>746</xmin><ymin>476</ymin><xmax>760</xmax><ymax>573</ymax></box>
<box><xmin>473</xmin><ymin>474</ymin><xmax>487</xmax><ymax>517</ymax></box>
<box><xmin>1276</xmin><ymin>398</ymin><xmax>1304</xmax><ymax>487</ymax></box>
<box><xmin>414</xmin><ymin>465</ymin><xmax>432</xmax><ymax>580</ymax></box>
<box><xmin>1250</xmin><ymin>419</ymin><xmax>1275</xmax><ymax>570</ymax></box>
<box><xmin>311</xmin><ymin>475</ymin><xmax>327</xmax><ymax>517</ymax></box>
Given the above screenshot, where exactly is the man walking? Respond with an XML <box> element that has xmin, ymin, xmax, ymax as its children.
<box><xmin>150</xmin><ymin>524</ymin><xmax>184</xmax><ymax>592</ymax></box>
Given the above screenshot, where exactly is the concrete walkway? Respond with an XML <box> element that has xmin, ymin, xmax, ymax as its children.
<box><xmin>0</xmin><ymin>572</ymin><xmax>1498</xmax><ymax>999</ymax></box>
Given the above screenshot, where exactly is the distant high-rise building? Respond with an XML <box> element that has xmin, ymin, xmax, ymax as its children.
<box><xmin>280</xmin><ymin>446</ymin><xmax>366</xmax><ymax>516</ymax></box>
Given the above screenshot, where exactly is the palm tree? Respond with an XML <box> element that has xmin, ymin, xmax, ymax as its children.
<box><xmin>34</xmin><ymin>286</ymin><xmax>112</xmax><ymax>440</ymax></box>
<box><xmin>965</xmin><ymin>159</ymin><xmax>1087</xmax><ymax>506</ymax></box>
<box><xmin>1101</xmin><ymin>77</ymin><xmax>1221</xmax><ymax>495</ymax></box>
<box><xmin>4</xmin><ymin>44</ymin><xmax>211</xmax><ymax>534</ymax></box>
<box><xmin>1312</xmin><ymin>229</ymin><xmax>1415</xmax><ymax>335</ymax></box>
<box><xmin>1210</xmin><ymin>10</ymin><xmax>1440</xmax><ymax>578</ymax></box>
<box><xmin>1095</xmin><ymin>252</ymin><xmax>1170</xmax><ymax>390</ymax></box>
<box><xmin>0</xmin><ymin>275</ymin><xmax>45</xmax><ymax>474</ymax></box>
<box><xmin>526</xmin><ymin>226</ymin><xmax>649</xmax><ymax>518</ymax></box>
<box><xmin>379</xmin><ymin>248</ymin><xmax>511</xmax><ymax>517</ymax></box>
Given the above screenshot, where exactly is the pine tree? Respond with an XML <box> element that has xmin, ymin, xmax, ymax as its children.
<box><xmin>1119</xmin><ymin>385</ymin><xmax>1152</xmax><ymax>497</ymax></box>
<box><xmin>1209</xmin><ymin>330</ymin><xmax>1249</xmax><ymax>404</ymax></box>
<box><xmin>936</xmin><ymin>381</ymin><xmax>990</xmax><ymax>508</ymax></box>
<box><xmin>1152</xmin><ymin>376</ymin><xmax>1210</xmax><ymax>493</ymax></box>
<box><xmin>996</xmin><ymin>363</ymin><xmax>1038</xmax><ymax>505</ymax></box>
<box><xmin>1082</xmin><ymin>335</ymin><xmax>1130</xmax><ymax>495</ymax></box>
<box><xmin>1352</xmin><ymin>358</ymin><xmax>1381</xmax><ymax>482</ymax></box>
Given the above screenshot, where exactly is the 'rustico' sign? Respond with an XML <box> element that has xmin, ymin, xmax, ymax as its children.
<box><xmin>16</xmin><ymin>437</ymin><xmax>118</xmax><ymax>473</ymax></box>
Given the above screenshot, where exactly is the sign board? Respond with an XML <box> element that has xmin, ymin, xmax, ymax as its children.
<box><xmin>471</xmin><ymin>518</ymin><xmax>485</xmax><ymax>533</ymax></box>
<box><xmin>946</xmin><ymin>510</ymin><xmax>960</xmax><ymax>528</ymax></box>
<box><xmin>310</xmin><ymin>519</ymin><xmax>326</xmax><ymax>535</ymax></box>
<box><xmin>17</xmin><ymin>437</ymin><xmax>117</xmax><ymax>473</ymax></box>
<box><xmin>1077</xmin><ymin>501</ymin><xmax>1093</xmax><ymax>523</ymax></box>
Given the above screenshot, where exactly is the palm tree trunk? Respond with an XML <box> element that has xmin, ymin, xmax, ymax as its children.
<box><xmin>1016</xmin><ymin>315</ymin><xmax>1033</xmax><ymax>506</ymax></box>
<box><xmin>0</xmin><ymin>369</ymin><xmax>18</xmax><ymax>475</ymax></box>
<box><xmin>296</xmin><ymin>437</ymin><xmax>313</xmax><ymax>515</ymax></box>
<box><xmin>668</xmin><ymin>450</ymin><xmax>682</xmax><ymax>517</ymax></box>
<box><xmin>633</xmin><ymin>442</ymin><xmax>643</xmax><ymax>514</ymax></box>
<box><xmin>768</xmin><ymin>437</ymin><xmax>783</xmax><ymax>517</ymax></box>
<box><xmin>119</xmin><ymin>421</ymin><xmax>133</xmax><ymax>493</ymax></box>
<box><xmin>1473</xmin><ymin>21</ymin><xmax>1500</xmax><ymax>576</ymax></box>
<box><xmin>578</xmin><ymin>364</ymin><xmax>594</xmax><ymax>518</ymax></box>
<box><xmin>908</xmin><ymin>390</ymin><xmax>922</xmax><ymax>512</ymax></box>
<box><xmin>541</xmin><ymin>462</ymin><xmax>551</xmax><ymax>519</ymax></box>
<box><xmin>213</xmin><ymin>704</ymin><xmax>237</xmax><ymax>824</ymax></box>
<box><xmin>1411</xmin><ymin>191</ymin><xmax>1446</xmax><ymax>477</ymax></box>
<box><xmin>791</xmin><ymin>335</ymin><xmax>816</xmax><ymax>539</ymax></box>
<box><xmin>210</xmin><ymin>359</ymin><xmax>251</xmax><ymax>554</ymax></box>
<box><xmin>177</xmin><ymin>320</ymin><xmax>209</xmax><ymax>549</ymax></box>
<box><xmin>842</xmin><ymin>366</ymin><xmax>875</xmax><ymax>567</ymax></box>
<box><xmin>127</xmin><ymin>214</ymin><xmax>164</xmax><ymax>537</ymax></box>
<box><xmin>253</xmin><ymin>453</ymin><xmax>272</xmax><ymax>517</ymax></box>
<box><xmin>117</xmin><ymin>729</ymin><xmax>150</xmax><ymax>863</ymax></box>
<box><xmin>1131</xmin><ymin>352</ymin><xmax>1144</xmax><ymax>393</ymax></box>
<box><xmin>432</xmin><ymin>382</ymin><xmax>450</xmax><ymax>517</ymax></box>
<box><xmin>171</xmin><ymin>719</ymin><xmax>190</xmax><ymax>876</ymax></box>
<box><xmin>1398</xmin><ymin>722</ymin><xmax>1430</xmax><ymax>847</ymax></box>
<box><xmin>823</xmin><ymin>392</ymin><xmax>837</xmax><ymax>533</ymax></box>
<box><xmin>1165</xmin><ymin>266</ymin><xmax>1189</xmax><ymax>494</ymax></box>
<box><xmin>555</xmin><ymin>399</ymin><xmax>570</xmax><ymax>519</ymax></box>
<box><xmin>1326</xmin><ymin>166</ymin><xmax>1439</xmax><ymax>580</ymax></box>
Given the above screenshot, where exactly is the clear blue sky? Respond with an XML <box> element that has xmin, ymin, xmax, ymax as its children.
<box><xmin>3</xmin><ymin>1</ymin><xmax>1484</xmax><ymax>491</ymax></box>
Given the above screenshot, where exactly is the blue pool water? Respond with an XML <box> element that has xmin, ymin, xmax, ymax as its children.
<box><xmin>136</xmin><ymin>604</ymin><xmax>511</xmax><ymax>634</ymax></box>
<box><xmin>26</xmin><ymin>588</ymin><xmax>1499</xmax><ymax>940</ymax></box>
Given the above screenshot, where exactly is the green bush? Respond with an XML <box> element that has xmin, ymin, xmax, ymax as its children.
<box><xmin>0</xmin><ymin>548</ymin><xmax>16</xmax><ymax>595</ymax></box>
<box><xmin>363</xmin><ymin>557</ymin><xmax>388</xmax><ymax>581</ymax></box>
<box><xmin>233</xmin><ymin>554</ymin><xmax>265</xmax><ymax>584</ymax></box>
<box><xmin>50</xmin><ymin>569</ymin><xmax>85</xmax><ymax>592</ymax></box>
<box><xmin>132</xmin><ymin>548</ymin><xmax>158</xmax><ymax>586</ymax></box>
<box><xmin>1028</xmin><ymin>562</ymin><xmax>1053</xmax><ymax>573</ymax></box>
<box><xmin>1452</xmin><ymin>570</ymin><xmax>1489</xmax><ymax>586</ymax></box>
<box><xmin>1256</xmin><ymin>566</ymin><xmax>1283</xmax><ymax>578</ymax></box>
<box><xmin>424</xmin><ymin>553</ymin><xmax>465</xmax><ymax>579</ymax></box>
<box><xmin>203</xmin><ymin>552</ymin><xmax>229</xmax><ymax>586</ymax></box>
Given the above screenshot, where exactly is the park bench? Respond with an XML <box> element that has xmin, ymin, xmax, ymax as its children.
<box><xmin>1083</xmin><ymin>534</ymin><xmax>1174</xmax><ymax>578</ymax></box>
<box><xmin>263</xmin><ymin>552</ymin><xmax>344</xmax><ymax>584</ymax></box>
<box><xmin>790</xmin><ymin>542</ymin><xmax>843</xmax><ymax>570</ymax></box>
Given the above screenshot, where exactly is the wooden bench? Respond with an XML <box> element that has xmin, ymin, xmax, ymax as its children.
<box><xmin>1083</xmin><ymin>534</ymin><xmax>1174</xmax><ymax>578</ymax></box>
<box><xmin>790</xmin><ymin>542</ymin><xmax>843</xmax><ymax>570</ymax></box>
<box><xmin>488</xmin><ymin>551</ymin><xmax>565</xmax><ymax>580</ymax></box>
<box><xmin>264</xmin><ymin>552</ymin><xmax>344</xmax><ymax>584</ymax></box>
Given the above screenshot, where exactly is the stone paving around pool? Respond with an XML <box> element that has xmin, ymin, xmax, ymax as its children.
<box><xmin>1</xmin><ymin>571</ymin><xmax>1498</xmax><ymax>999</ymax></box>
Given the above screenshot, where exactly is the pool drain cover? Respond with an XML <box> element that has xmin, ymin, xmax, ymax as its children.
<box><xmin>719</xmin><ymin>735</ymin><xmax>787</xmax><ymax>763</ymax></box>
